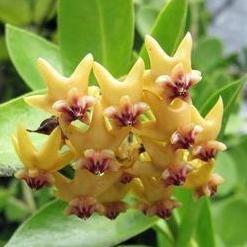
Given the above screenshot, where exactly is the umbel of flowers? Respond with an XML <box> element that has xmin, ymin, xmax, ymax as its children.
<box><xmin>12</xmin><ymin>33</ymin><xmax>226</xmax><ymax>220</ymax></box>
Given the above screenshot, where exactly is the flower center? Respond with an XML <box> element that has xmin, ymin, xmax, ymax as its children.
<box><xmin>162</xmin><ymin>165</ymin><xmax>191</xmax><ymax>186</ymax></box>
<box><xmin>78</xmin><ymin>149</ymin><xmax>117</xmax><ymax>175</ymax></box>
<box><xmin>66</xmin><ymin>196</ymin><xmax>104</xmax><ymax>219</ymax></box>
<box><xmin>53</xmin><ymin>95</ymin><xmax>96</xmax><ymax>123</ymax></box>
<box><xmin>105</xmin><ymin>96</ymin><xmax>149</xmax><ymax>127</ymax></box>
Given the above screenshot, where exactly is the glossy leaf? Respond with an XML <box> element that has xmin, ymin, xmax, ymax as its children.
<box><xmin>192</xmin><ymin>37</ymin><xmax>224</xmax><ymax>72</ymax></box>
<box><xmin>154</xmin><ymin>220</ymin><xmax>173</xmax><ymax>247</ymax></box>
<box><xmin>199</xmin><ymin>76</ymin><xmax>246</xmax><ymax>136</ymax></box>
<box><xmin>140</xmin><ymin>0</ymin><xmax>188</xmax><ymax>64</ymax></box>
<box><xmin>174</xmin><ymin>189</ymin><xmax>201</xmax><ymax>247</ymax></box>
<box><xmin>227</xmin><ymin>135</ymin><xmax>247</xmax><ymax>185</ymax></box>
<box><xmin>193</xmin><ymin>71</ymin><xmax>231</xmax><ymax>109</ymax></box>
<box><xmin>0</xmin><ymin>0</ymin><xmax>31</xmax><ymax>25</ymax></box>
<box><xmin>58</xmin><ymin>0</ymin><xmax>134</xmax><ymax>77</ymax></box>
<box><xmin>215</xmin><ymin>152</ymin><xmax>238</xmax><ymax>196</ymax></box>
<box><xmin>136</xmin><ymin>6</ymin><xmax>158</xmax><ymax>38</ymax></box>
<box><xmin>195</xmin><ymin>198</ymin><xmax>216</xmax><ymax>247</ymax></box>
<box><xmin>0</xmin><ymin>92</ymin><xmax>48</xmax><ymax>176</ymax></box>
<box><xmin>6</xmin><ymin>200</ymin><xmax>157</xmax><ymax>247</ymax></box>
<box><xmin>6</xmin><ymin>24</ymin><xmax>62</xmax><ymax>90</ymax></box>
<box><xmin>213</xmin><ymin>197</ymin><xmax>247</xmax><ymax>246</ymax></box>
<box><xmin>33</xmin><ymin>0</ymin><xmax>56</xmax><ymax>24</ymax></box>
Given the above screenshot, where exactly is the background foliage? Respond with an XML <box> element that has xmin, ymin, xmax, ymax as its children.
<box><xmin>0</xmin><ymin>0</ymin><xmax>247</xmax><ymax>246</ymax></box>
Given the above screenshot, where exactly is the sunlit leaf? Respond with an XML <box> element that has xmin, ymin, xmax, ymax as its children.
<box><xmin>174</xmin><ymin>189</ymin><xmax>201</xmax><ymax>247</ymax></box>
<box><xmin>140</xmin><ymin>0</ymin><xmax>188</xmax><ymax>64</ymax></box>
<box><xmin>213</xmin><ymin>197</ymin><xmax>247</xmax><ymax>246</ymax></box>
<box><xmin>58</xmin><ymin>0</ymin><xmax>134</xmax><ymax>77</ymax></box>
<box><xmin>215</xmin><ymin>152</ymin><xmax>238</xmax><ymax>196</ymax></box>
<box><xmin>6</xmin><ymin>24</ymin><xmax>62</xmax><ymax>90</ymax></box>
<box><xmin>6</xmin><ymin>200</ymin><xmax>156</xmax><ymax>247</ymax></box>
<box><xmin>0</xmin><ymin>92</ymin><xmax>48</xmax><ymax>176</ymax></box>
<box><xmin>136</xmin><ymin>6</ymin><xmax>158</xmax><ymax>38</ymax></box>
<box><xmin>192</xmin><ymin>37</ymin><xmax>224</xmax><ymax>72</ymax></box>
<box><xmin>0</xmin><ymin>0</ymin><xmax>31</xmax><ymax>25</ymax></box>
<box><xmin>195</xmin><ymin>198</ymin><xmax>216</xmax><ymax>247</ymax></box>
<box><xmin>200</xmin><ymin>76</ymin><xmax>246</xmax><ymax>137</ymax></box>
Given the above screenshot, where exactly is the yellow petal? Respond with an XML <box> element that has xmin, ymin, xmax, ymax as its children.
<box><xmin>13</xmin><ymin>125</ymin><xmax>37</xmax><ymax>168</ymax></box>
<box><xmin>71</xmin><ymin>169</ymin><xmax>121</xmax><ymax>197</ymax></box>
<box><xmin>128</xmin><ymin>160</ymin><xmax>161</xmax><ymax>177</ymax></box>
<box><xmin>25</xmin><ymin>54</ymin><xmax>93</xmax><ymax>112</ymax></box>
<box><xmin>141</xmin><ymin>137</ymin><xmax>173</xmax><ymax>169</ymax></box>
<box><xmin>37</xmin><ymin>127</ymin><xmax>64</xmax><ymax>170</ymax></box>
<box><xmin>136</xmin><ymin>91</ymin><xmax>192</xmax><ymax>141</ymax></box>
<box><xmin>184</xmin><ymin>160</ymin><xmax>214</xmax><ymax>188</ymax></box>
<box><xmin>60</xmin><ymin>101</ymin><xmax>128</xmax><ymax>153</ymax></box>
<box><xmin>93</xmin><ymin>58</ymin><xmax>144</xmax><ymax>105</ymax></box>
<box><xmin>145</xmin><ymin>35</ymin><xmax>175</xmax><ymax>76</ymax></box>
<box><xmin>97</xmin><ymin>182</ymin><xmax>130</xmax><ymax>203</ymax></box>
<box><xmin>173</xmin><ymin>32</ymin><xmax>192</xmax><ymax>72</ymax></box>
<box><xmin>192</xmin><ymin>97</ymin><xmax>223</xmax><ymax>142</ymax></box>
<box><xmin>140</xmin><ymin>177</ymin><xmax>171</xmax><ymax>203</ymax></box>
<box><xmin>145</xmin><ymin>33</ymin><xmax>193</xmax><ymax>76</ymax></box>
<box><xmin>53</xmin><ymin>172</ymin><xmax>75</xmax><ymax>202</ymax></box>
<box><xmin>24</xmin><ymin>95</ymin><xmax>52</xmax><ymax>114</ymax></box>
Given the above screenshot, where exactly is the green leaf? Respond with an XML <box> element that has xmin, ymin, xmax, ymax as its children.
<box><xmin>213</xmin><ymin>197</ymin><xmax>247</xmax><ymax>246</ymax></box>
<box><xmin>136</xmin><ymin>6</ymin><xmax>158</xmax><ymax>38</ymax></box>
<box><xmin>227</xmin><ymin>135</ymin><xmax>247</xmax><ymax>185</ymax></box>
<box><xmin>174</xmin><ymin>189</ymin><xmax>216</xmax><ymax>247</ymax></box>
<box><xmin>193</xmin><ymin>71</ymin><xmax>231</xmax><ymax>109</ymax></box>
<box><xmin>140</xmin><ymin>0</ymin><xmax>188</xmax><ymax>64</ymax></box>
<box><xmin>0</xmin><ymin>36</ymin><xmax>8</xmax><ymax>61</ymax></box>
<box><xmin>6</xmin><ymin>200</ymin><xmax>156</xmax><ymax>247</ymax></box>
<box><xmin>215</xmin><ymin>152</ymin><xmax>238</xmax><ymax>196</ymax></box>
<box><xmin>0</xmin><ymin>0</ymin><xmax>31</xmax><ymax>25</ymax></box>
<box><xmin>154</xmin><ymin>220</ymin><xmax>173</xmax><ymax>247</ymax></box>
<box><xmin>6</xmin><ymin>24</ymin><xmax>62</xmax><ymax>90</ymax></box>
<box><xmin>174</xmin><ymin>189</ymin><xmax>201</xmax><ymax>247</ymax></box>
<box><xmin>192</xmin><ymin>37</ymin><xmax>223</xmax><ymax>72</ymax></box>
<box><xmin>195</xmin><ymin>198</ymin><xmax>216</xmax><ymax>247</ymax></box>
<box><xmin>58</xmin><ymin>0</ymin><xmax>134</xmax><ymax>77</ymax></box>
<box><xmin>33</xmin><ymin>0</ymin><xmax>56</xmax><ymax>24</ymax></box>
<box><xmin>5</xmin><ymin>197</ymin><xmax>30</xmax><ymax>221</ymax></box>
<box><xmin>0</xmin><ymin>92</ymin><xmax>48</xmax><ymax>176</ymax></box>
<box><xmin>199</xmin><ymin>76</ymin><xmax>246</xmax><ymax>137</ymax></box>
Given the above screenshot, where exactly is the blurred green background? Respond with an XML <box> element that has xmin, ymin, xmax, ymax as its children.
<box><xmin>0</xmin><ymin>0</ymin><xmax>247</xmax><ymax>246</ymax></box>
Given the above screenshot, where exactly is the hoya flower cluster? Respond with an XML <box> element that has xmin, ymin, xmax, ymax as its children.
<box><xmin>13</xmin><ymin>34</ymin><xmax>226</xmax><ymax>220</ymax></box>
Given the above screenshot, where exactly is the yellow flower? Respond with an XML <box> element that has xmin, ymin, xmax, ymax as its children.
<box><xmin>134</xmin><ymin>176</ymin><xmax>179</xmax><ymax>219</ymax></box>
<box><xmin>135</xmin><ymin>91</ymin><xmax>192</xmax><ymax>141</ymax></box>
<box><xmin>12</xmin><ymin>125</ymin><xmax>74</xmax><ymax>189</ymax></box>
<box><xmin>53</xmin><ymin>169</ymin><xmax>136</xmax><ymax>219</ymax></box>
<box><xmin>94</xmin><ymin>59</ymin><xmax>151</xmax><ymax>131</ymax></box>
<box><xmin>191</xmin><ymin>97</ymin><xmax>223</xmax><ymax>143</ymax></box>
<box><xmin>59</xmin><ymin>101</ymin><xmax>128</xmax><ymax>155</ymax></box>
<box><xmin>93</xmin><ymin>58</ymin><xmax>145</xmax><ymax>106</ymax></box>
<box><xmin>143</xmin><ymin>33</ymin><xmax>201</xmax><ymax>98</ymax></box>
<box><xmin>12</xmin><ymin>32</ymin><xmax>227</xmax><ymax>220</ymax></box>
<box><xmin>25</xmin><ymin>54</ymin><xmax>94</xmax><ymax>114</ymax></box>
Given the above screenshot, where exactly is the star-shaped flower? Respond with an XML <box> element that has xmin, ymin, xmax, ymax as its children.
<box><xmin>135</xmin><ymin>91</ymin><xmax>192</xmax><ymax>141</ymax></box>
<box><xmin>12</xmin><ymin>125</ymin><xmax>74</xmax><ymax>189</ymax></box>
<box><xmin>25</xmin><ymin>54</ymin><xmax>94</xmax><ymax>114</ymax></box>
<box><xmin>143</xmin><ymin>33</ymin><xmax>200</xmax><ymax>97</ymax></box>
<box><xmin>155</xmin><ymin>63</ymin><xmax>201</xmax><ymax>103</ymax></box>
<box><xmin>54</xmin><ymin>169</ymin><xmax>134</xmax><ymax>219</ymax></box>
<box><xmin>135</xmin><ymin>176</ymin><xmax>179</xmax><ymax>219</ymax></box>
<box><xmin>93</xmin><ymin>58</ymin><xmax>145</xmax><ymax>106</ymax></box>
<box><xmin>59</xmin><ymin>100</ymin><xmax>129</xmax><ymax>155</ymax></box>
<box><xmin>191</xmin><ymin>97</ymin><xmax>224</xmax><ymax>143</ymax></box>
